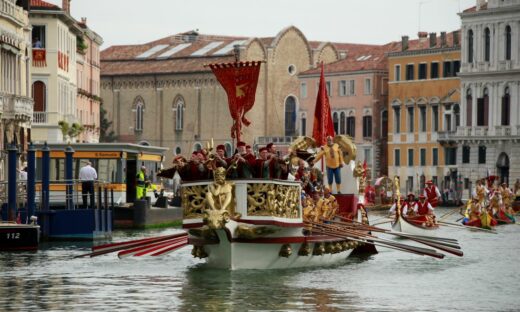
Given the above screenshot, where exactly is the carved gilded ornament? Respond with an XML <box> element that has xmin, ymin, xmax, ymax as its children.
<box><xmin>182</xmin><ymin>184</ymin><xmax>208</xmax><ymax>219</ymax></box>
<box><xmin>246</xmin><ymin>183</ymin><xmax>300</xmax><ymax>218</ymax></box>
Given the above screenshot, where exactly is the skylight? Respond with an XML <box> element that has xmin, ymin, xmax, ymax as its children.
<box><xmin>136</xmin><ymin>44</ymin><xmax>169</xmax><ymax>59</ymax></box>
<box><xmin>191</xmin><ymin>42</ymin><xmax>224</xmax><ymax>56</ymax></box>
<box><xmin>212</xmin><ymin>40</ymin><xmax>247</xmax><ymax>55</ymax></box>
<box><xmin>157</xmin><ymin>43</ymin><xmax>192</xmax><ymax>59</ymax></box>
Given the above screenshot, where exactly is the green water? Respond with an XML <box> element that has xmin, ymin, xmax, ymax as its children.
<box><xmin>1</xmin><ymin>208</ymin><xmax>519</xmax><ymax>311</ymax></box>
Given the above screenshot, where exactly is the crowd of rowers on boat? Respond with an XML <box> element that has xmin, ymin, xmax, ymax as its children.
<box><xmin>461</xmin><ymin>178</ymin><xmax>517</xmax><ymax>228</ymax></box>
<box><xmin>158</xmin><ymin>141</ymin><xmax>329</xmax><ymax>195</ymax></box>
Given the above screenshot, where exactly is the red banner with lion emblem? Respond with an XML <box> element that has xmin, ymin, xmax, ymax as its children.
<box><xmin>209</xmin><ymin>61</ymin><xmax>261</xmax><ymax>143</ymax></box>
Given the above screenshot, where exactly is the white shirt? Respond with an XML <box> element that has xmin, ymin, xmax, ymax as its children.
<box><xmin>79</xmin><ymin>165</ymin><xmax>97</xmax><ymax>181</ymax></box>
<box><xmin>19</xmin><ymin>170</ymin><xmax>28</xmax><ymax>181</ymax></box>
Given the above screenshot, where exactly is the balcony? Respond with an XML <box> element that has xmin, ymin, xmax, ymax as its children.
<box><xmin>0</xmin><ymin>93</ymin><xmax>33</xmax><ymax>122</ymax></box>
<box><xmin>0</xmin><ymin>0</ymin><xmax>27</xmax><ymax>26</ymax></box>
<box><xmin>437</xmin><ymin>130</ymin><xmax>457</xmax><ymax>146</ymax></box>
<box><xmin>32</xmin><ymin>112</ymin><xmax>61</xmax><ymax>125</ymax></box>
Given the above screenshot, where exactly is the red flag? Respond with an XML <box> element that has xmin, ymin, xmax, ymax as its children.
<box><xmin>209</xmin><ymin>61</ymin><xmax>262</xmax><ymax>143</ymax></box>
<box><xmin>312</xmin><ymin>63</ymin><xmax>335</xmax><ymax>146</ymax></box>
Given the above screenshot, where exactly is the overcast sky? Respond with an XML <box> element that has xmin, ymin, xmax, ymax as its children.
<box><xmin>46</xmin><ymin>0</ymin><xmax>475</xmax><ymax>49</ymax></box>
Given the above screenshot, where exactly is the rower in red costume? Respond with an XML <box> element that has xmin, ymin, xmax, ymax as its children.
<box><xmin>424</xmin><ymin>180</ymin><xmax>441</xmax><ymax>207</ymax></box>
<box><xmin>411</xmin><ymin>194</ymin><xmax>436</xmax><ymax>226</ymax></box>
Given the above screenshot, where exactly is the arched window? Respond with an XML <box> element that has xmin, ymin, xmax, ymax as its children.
<box><xmin>363</xmin><ymin>115</ymin><xmax>372</xmax><ymax>138</ymax></box>
<box><xmin>193</xmin><ymin>143</ymin><xmax>202</xmax><ymax>152</ymax></box>
<box><xmin>467</xmin><ymin>29</ymin><xmax>474</xmax><ymax>63</ymax></box>
<box><xmin>477</xmin><ymin>88</ymin><xmax>489</xmax><ymax>126</ymax></box>
<box><xmin>502</xmin><ymin>87</ymin><xmax>510</xmax><ymax>126</ymax></box>
<box><xmin>466</xmin><ymin>88</ymin><xmax>472</xmax><ymax>126</ymax></box>
<box><xmin>505</xmin><ymin>25</ymin><xmax>511</xmax><ymax>61</ymax></box>
<box><xmin>175</xmin><ymin>146</ymin><xmax>181</xmax><ymax>155</ymax></box>
<box><xmin>381</xmin><ymin>110</ymin><xmax>388</xmax><ymax>137</ymax></box>
<box><xmin>347</xmin><ymin>114</ymin><xmax>356</xmax><ymax>137</ymax></box>
<box><xmin>32</xmin><ymin>81</ymin><xmax>46</xmax><ymax>123</ymax></box>
<box><xmin>224</xmin><ymin>143</ymin><xmax>232</xmax><ymax>157</ymax></box>
<box><xmin>340</xmin><ymin>112</ymin><xmax>346</xmax><ymax>135</ymax></box>
<box><xmin>135</xmin><ymin>100</ymin><xmax>144</xmax><ymax>131</ymax></box>
<box><xmin>284</xmin><ymin>96</ymin><xmax>297</xmax><ymax>136</ymax></box>
<box><xmin>174</xmin><ymin>97</ymin><xmax>185</xmax><ymax>131</ymax></box>
<box><xmin>453</xmin><ymin>104</ymin><xmax>460</xmax><ymax>128</ymax></box>
<box><xmin>333</xmin><ymin>112</ymin><xmax>339</xmax><ymax>134</ymax></box>
<box><xmin>484</xmin><ymin>27</ymin><xmax>490</xmax><ymax>62</ymax></box>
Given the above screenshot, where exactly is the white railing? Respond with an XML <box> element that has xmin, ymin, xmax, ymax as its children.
<box><xmin>0</xmin><ymin>93</ymin><xmax>33</xmax><ymax>121</ymax></box>
<box><xmin>0</xmin><ymin>0</ymin><xmax>26</xmax><ymax>26</ymax></box>
<box><xmin>255</xmin><ymin>136</ymin><xmax>300</xmax><ymax>146</ymax></box>
<box><xmin>32</xmin><ymin>112</ymin><xmax>61</xmax><ymax>125</ymax></box>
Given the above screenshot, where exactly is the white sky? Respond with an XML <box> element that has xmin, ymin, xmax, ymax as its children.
<box><xmin>46</xmin><ymin>0</ymin><xmax>476</xmax><ymax>49</ymax></box>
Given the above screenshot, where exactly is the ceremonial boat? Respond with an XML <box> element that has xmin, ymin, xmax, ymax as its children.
<box><xmin>182</xmin><ymin>174</ymin><xmax>365</xmax><ymax>270</ymax></box>
<box><xmin>0</xmin><ymin>221</ymin><xmax>40</xmax><ymax>251</ymax></box>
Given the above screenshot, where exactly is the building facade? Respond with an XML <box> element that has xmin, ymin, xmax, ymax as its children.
<box><xmin>100</xmin><ymin>27</ymin><xmax>341</xmax><ymax>162</ymax></box>
<box><xmin>0</xmin><ymin>0</ymin><xmax>33</xmax><ymax>177</ymax></box>
<box><xmin>388</xmin><ymin>31</ymin><xmax>461</xmax><ymax>194</ymax></box>
<box><xmin>454</xmin><ymin>0</ymin><xmax>520</xmax><ymax>186</ymax></box>
<box><xmin>76</xmin><ymin>17</ymin><xmax>102</xmax><ymax>143</ymax></box>
<box><xmin>299</xmin><ymin>43</ymin><xmax>399</xmax><ymax>178</ymax></box>
<box><xmin>29</xmin><ymin>0</ymin><xmax>101</xmax><ymax>144</ymax></box>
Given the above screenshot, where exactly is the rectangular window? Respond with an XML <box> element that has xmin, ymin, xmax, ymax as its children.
<box><xmin>300</xmin><ymin>82</ymin><xmax>307</xmax><ymax>99</ymax></box>
<box><xmin>419</xmin><ymin>106</ymin><xmax>426</xmax><ymax>132</ymax></box>
<box><xmin>453</xmin><ymin>60</ymin><xmax>461</xmax><ymax>76</ymax></box>
<box><xmin>394</xmin><ymin>149</ymin><xmax>401</xmax><ymax>167</ymax></box>
<box><xmin>432</xmin><ymin>106</ymin><xmax>439</xmax><ymax>132</ymax></box>
<box><xmin>445</xmin><ymin>147</ymin><xmax>457</xmax><ymax>165</ymax></box>
<box><xmin>462</xmin><ymin>146</ymin><xmax>470</xmax><ymax>164</ymax></box>
<box><xmin>477</xmin><ymin>98</ymin><xmax>485</xmax><ymax>126</ymax></box>
<box><xmin>408</xmin><ymin>149</ymin><xmax>414</xmax><ymax>166</ymax></box>
<box><xmin>326</xmin><ymin>81</ymin><xmax>332</xmax><ymax>97</ymax></box>
<box><xmin>407</xmin><ymin>176</ymin><xmax>414</xmax><ymax>193</ymax></box>
<box><xmin>432</xmin><ymin>176</ymin><xmax>438</xmax><ymax>186</ymax></box>
<box><xmin>301</xmin><ymin>116</ymin><xmax>307</xmax><ymax>136</ymax></box>
<box><xmin>478</xmin><ymin>146</ymin><xmax>486</xmax><ymax>164</ymax></box>
<box><xmin>363</xmin><ymin>116</ymin><xmax>372</xmax><ymax>138</ymax></box>
<box><xmin>32</xmin><ymin>25</ymin><xmax>46</xmax><ymax>48</ymax></box>
<box><xmin>364</xmin><ymin>148</ymin><xmax>372</xmax><ymax>164</ymax></box>
<box><xmin>406</xmin><ymin>64</ymin><xmax>414</xmax><ymax>80</ymax></box>
<box><xmin>394</xmin><ymin>107</ymin><xmax>401</xmax><ymax>133</ymax></box>
<box><xmin>395</xmin><ymin>65</ymin><xmax>401</xmax><ymax>81</ymax></box>
<box><xmin>431</xmin><ymin>62</ymin><xmax>439</xmax><ymax>79</ymax></box>
<box><xmin>407</xmin><ymin>106</ymin><xmax>414</xmax><ymax>132</ymax></box>
<box><xmin>364</xmin><ymin>78</ymin><xmax>372</xmax><ymax>95</ymax></box>
<box><xmin>464</xmin><ymin>178</ymin><xmax>470</xmax><ymax>189</ymax></box>
<box><xmin>349</xmin><ymin>80</ymin><xmax>355</xmax><ymax>95</ymax></box>
<box><xmin>418</xmin><ymin>63</ymin><xmax>427</xmax><ymax>80</ymax></box>
<box><xmin>339</xmin><ymin>80</ymin><xmax>347</xmax><ymax>96</ymax></box>
<box><xmin>420</xmin><ymin>148</ymin><xmax>426</xmax><ymax>166</ymax></box>
<box><xmin>432</xmin><ymin>148</ymin><xmax>438</xmax><ymax>166</ymax></box>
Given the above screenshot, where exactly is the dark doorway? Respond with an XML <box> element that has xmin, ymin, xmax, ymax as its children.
<box><xmin>496</xmin><ymin>153</ymin><xmax>510</xmax><ymax>185</ymax></box>
<box><xmin>126</xmin><ymin>159</ymin><xmax>137</xmax><ymax>203</ymax></box>
<box><xmin>32</xmin><ymin>81</ymin><xmax>46</xmax><ymax>112</ymax></box>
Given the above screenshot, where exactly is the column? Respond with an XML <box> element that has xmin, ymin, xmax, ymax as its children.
<box><xmin>7</xmin><ymin>145</ymin><xmax>17</xmax><ymax>222</ymax></box>
<box><xmin>27</xmin><ymin>143</ymin><xmax>36</xmax><ymax>221</ymax></box>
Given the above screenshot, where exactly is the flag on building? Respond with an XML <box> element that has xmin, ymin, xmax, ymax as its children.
<box><xmin>312</xmin><ymin>63</ymin><xmax>335</xmax><ymax>146</ymax></box>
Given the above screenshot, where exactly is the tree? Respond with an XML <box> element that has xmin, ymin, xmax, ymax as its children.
<box><xmin>100</xmin><ymin>106</ymin><xmax>117</xmax><ymax>142</ymax></box>
<box><xmin>58</xmin><ymin>121</ymin><xmax>84</xmax><ymax>142</ymax></box>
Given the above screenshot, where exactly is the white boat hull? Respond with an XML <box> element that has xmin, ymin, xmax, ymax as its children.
<box><xmin>391</xmin><ymin>216</ymin><xmax>438</xmax><ymax>237</ymax></box>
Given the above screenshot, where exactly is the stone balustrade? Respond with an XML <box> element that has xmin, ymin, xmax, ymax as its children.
<box><xmin>0</xmin><ymin>92</ymin><xmax>33</xmax><ymax>121</ymax></box>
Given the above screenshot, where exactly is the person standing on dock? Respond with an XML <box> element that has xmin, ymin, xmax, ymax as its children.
<box><xmin>79</xmin><ymin>161</ymin><xmax>97</xmax><ymax>208</ymax></box>
<box><xmin>136</xmin><ymin>166</ymin><xmax>147</xmax><ymax>200</ymax></box>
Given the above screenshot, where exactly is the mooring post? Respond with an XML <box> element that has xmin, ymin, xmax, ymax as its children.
<box><xmin>41</xmin><ymin>142</ymin><xmax>50</xmax><ymax>211</ymax></box>
<box><xmin>27</xmin><ymin>142</ymin><xmax>36</xmax><ymax>222</ymax></box>
<box><xmin>64</xmin><ymin>145</ymin><xmax>75</xmax><ymax>210</ymax></box>
<box><xmin>7</xmin><ymin>144</ymin><xmax>18</xmax><ymax>222</ymax></box>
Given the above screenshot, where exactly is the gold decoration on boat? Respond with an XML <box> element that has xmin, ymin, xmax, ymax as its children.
<box><xmin>191</xmin><ymin>245</ymin><xmax>208</xmax><ymax>259</ymax></box>
<box><xmin>203</xmin><ymin>167</ymin><xmax>237</xmax><ymax>230</ymax></box>
<box><xmin>298</xmin><ymin>243</ymin><xmax>311</xmax><ymax>256</ymax></box>
<box><xmin>279</xmin><ymin>244</ymin><xmax>292</xmax><ymax>258</ymax></box>
<box><xmin>313</xmin><ymin>242</ymin><xmax>325</xmax><ymax>255</ymax></box>
<box><xmin>289</xmin><ymin>136</ymin><xmax>317</xmax><ymax>151</ymax></box>
<box><xmin>182</xmin><ymin>185</ymin><xmax>208</xmax><ymax>219</ymax></box>
<box><xmin>324</xmin><ymin>242</ymin><xmax>334</xmax><ymax>254</ymax></box>
<box><xmin>246</xmin><ymin>183</ymin><xmax>300</xmax><ymax>218</ymax></box>
<box><xmin>188</xmin><ymin>226</ymin><xmax>218</xmax><ymax>241</ymax></box>
<box><xmin>235</xmin><ymin>224</ymin><xmax>277</xmax><ymax>239</ymax></box>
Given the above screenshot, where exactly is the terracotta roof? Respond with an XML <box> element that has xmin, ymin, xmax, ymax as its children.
<box><xmin>30</xmin><ymin>0</ymin><xmax>61</xmax><ymax>9</ymax></box>
<box><xmin>101</xmin><ymin>55</ymin><xmax>235</xmax><ymax>76</ymax></box>
<box><xmin>463</xmin><ymin>4</ymin><xmax>487</xmax><ymax>13</ymax></box>
<box><xmin>402</xmin><ymin>30</ymin><xmax>461</xmax><ymax>52</ymax></box>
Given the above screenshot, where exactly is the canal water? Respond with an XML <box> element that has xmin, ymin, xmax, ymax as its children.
<box><xmin>1</xmin><ymin>208</ymin><xmax>519</xmax><ymax>311</ymax></box>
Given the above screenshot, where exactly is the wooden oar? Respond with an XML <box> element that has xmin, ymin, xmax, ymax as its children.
<box><xmin>117</xmin><ymin>236</ymin><xmax>188</xmax><ymax>258</ymax></box>
<box><xmin>437</xmin><ymin>221</ymin><xmax>497</xmax><ymax>234</ymax></box>
<box><xmin>307</xmin><ymin>221</ymin><xmax>445</xmax><ymax>259</ymax></box>
<box><xmin>438</xmin><ymin>209</ymin><xmax>458</xmax><ymax>222</ymax></box>
<box><xmin>372</xmin><ymin>219</ymin><xmax>393</xmax><ymax>226</ymax></box>
<box><xmin>74</xmin><ymin>232</ymin><xmax>188</xmax><ymax>258</ymax></box>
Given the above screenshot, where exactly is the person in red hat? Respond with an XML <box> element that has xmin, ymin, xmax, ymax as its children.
<box><xmin>229</xmin><ymin>141</ymin><xmax>255</xmax><ymax>178</ymax></box>
<box><xmin>412</xmin><ymin>194</ymin><xmax>436</xmax><ymax>226</ymax></box>
<box><xmin>402</xmin><ymin>193</ymin><xmax>417</xmax><ymax>217</ymax></box>
<box><xmin>423</xmin><ymin>180</ymin><xmax>441</xmax><ymax>207</ymax></box>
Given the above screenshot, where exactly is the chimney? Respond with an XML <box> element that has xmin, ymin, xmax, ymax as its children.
<box><xmin>453</xmin><ymin>31</ymin><xmax>459</xmax><ymax>46</ymax></box>
<box><xmin>401</xmin><ymin>36</ymin><xmax>409</xmax><ymax>51</ymax></box>
<box><xmin>62</xmin><ymin>0</ymin><xmax>70</xmax><ymax>14</ymax></box>
<box><xmin>429</xmin><ymin>32</ymin><xmax>437</xmax><ymax>48</ymax></box>
<box><xmin>440</xmin><ymin>31</ymin><xmax>447</xmax><ymax>47</ymax></box>
<box><xmin>81</xmin><ymin>17</ymin><xmax>87</xmax><ymax>25</ymax></box>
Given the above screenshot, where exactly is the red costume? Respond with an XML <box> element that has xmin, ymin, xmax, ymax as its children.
<box><xmin>424</xmin><ymin>181</ymin><xmax>440</xmax><ymax>207</ymax></box>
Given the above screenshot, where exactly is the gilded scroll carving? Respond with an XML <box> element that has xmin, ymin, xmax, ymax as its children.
<box><xmin>247</xmin><ymin>183</ymin><xmax>300</xmax><ymax>218</ymax></box>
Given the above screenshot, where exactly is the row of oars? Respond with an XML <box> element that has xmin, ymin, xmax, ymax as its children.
<box><xmin>305</xmin><ymin>216</ymin><xmax>464</xmax><ymax>259</ymax></box>
<box><xmin>74</xmin><ymin>232</ymin><xmax>189</xmax><ymax>259</ymax></box>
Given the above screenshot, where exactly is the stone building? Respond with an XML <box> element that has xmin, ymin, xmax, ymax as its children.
<box><xmin>0</xmin><ymin>0</ymin><xmax>33</xmax><ymax>176</ymax></box>
<box><xmin>100</xmin><ymin>26</ymin><xmax>341</xmax><ymax>162</ymax></box>
<box><xmin>453</xmin><ymin>0</ymin><xmax>520</xmax><ymax>186</ymax></box>
<box><xmin>29</xmin><ymin>0</ymin><xmax>102</xmax><ymax>143</ymax></box>
<box><xmin>387</xmin><ymin>31</ymin><xmax>461</xmax><ymax>193</ymax></box>
<box><xmin>299</xmin><ymin>42</ymin><xmax>400</xmax><ymax>178</ymax></box>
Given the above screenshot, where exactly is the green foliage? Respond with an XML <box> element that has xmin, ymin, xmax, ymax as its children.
<box><xmin>58</xmin><ymin>120</ymin><xmax>84</xmax><ymax>142</ymax></box>
<box><xmin>77</xmin><ymin>36</ymin><xmax>88</xmax><ymax>54</ymax></box>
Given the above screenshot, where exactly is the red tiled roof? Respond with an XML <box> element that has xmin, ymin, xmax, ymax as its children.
<box><xmin>30</xmin><ymin>0</ymin><xmax>60</xmax><ymax>9</ymax></box>
<box><xmin>101</xmin><ymin>55</ymin><xmax>235</xmax><ymax>76</ymax></box>
<box><xmin>463</xmin><ymin>3</ymin><xmax>487</xmax><ymax>13</ymax></box>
